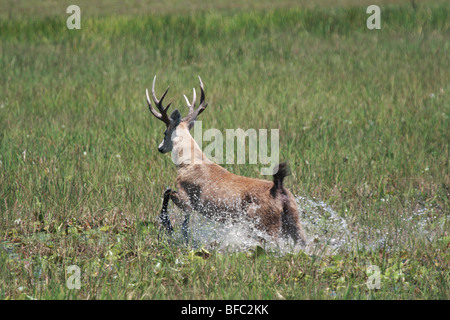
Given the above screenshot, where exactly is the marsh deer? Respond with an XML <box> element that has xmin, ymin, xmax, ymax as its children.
<box><xmin>146</xmin><ymin>76</ymin><xmax>306</xmax><ymax>245</ymax></box>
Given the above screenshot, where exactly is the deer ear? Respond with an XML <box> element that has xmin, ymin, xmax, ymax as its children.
<box><xmin>186</xmin><ymin>117</ymin><xmax>196</xmax><ymax>130</ymax></box>
<box><xmin>169</xmin><ymin>109</ymin><xmax>181</xmax><ymax>128</ymax></box>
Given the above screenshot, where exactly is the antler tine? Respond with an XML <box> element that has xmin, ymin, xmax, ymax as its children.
<box><xmin>151</xmin><ymin>76</ymin><xmax>169</xmax><ymax>106</ymax></box>
<box><xmin>191</xmin><ymin>88</ymin><xmax>197</xmax><ymax>108</ymax></box>
<box><xmin>183</xmin><ymin>88</ymin><xmax>196</xmax><ymax>107</ymax></box>
<box><xmin>198</xmin><ymin>76</ymin><xmax>205</xmax><ymax>103</ymax></box>
<box><xmin>196</xmin><ymin>76</ymin><xmax>208</xmax><ymax>116</ymax></box>
<box><xmin>181</xmin><ymin>76</ymin><xmax>208</xmax><ymax>126</ymax></box>
<box><xmin>146</xmin><ymin>75</ymin><xmax>171</xmax><ymax>126</ymax></box>
<box><xmin>146</xmin><ymin>88</ymin><xmax>161</xmax><ymax>118</ymax></box>
<box><xmin>183</xmin><ymin>88</ymin><xmax>197</xmax><ymax>122</ymax></box>
<box><xmin>183</xmin><ymin>94</ymin><xmax>190</xmax><ymax>107</ymax></box>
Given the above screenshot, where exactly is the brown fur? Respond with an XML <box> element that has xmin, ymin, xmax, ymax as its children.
<box><xmin>148</xmin><ymin>77</ymin><xmax>306</xmax><ymax>245</ymax></box>
<box><xmin>166</xmin><ymin>160</ymin><xmax>306</xmax><ymax>245</ymax></box>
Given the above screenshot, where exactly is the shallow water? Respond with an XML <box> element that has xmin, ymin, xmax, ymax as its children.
<box><xmin>169</xmin><ymin>195</ymin><xmax>447</xmax><ymax>255</ymax></box>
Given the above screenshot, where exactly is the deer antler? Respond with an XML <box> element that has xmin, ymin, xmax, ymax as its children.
<box><xmin>146</xmin><ymin>76</ymin><xmax>172</xmax><ymax>126</ymax></box>
<box><xmin>182</xmin><ymin>76</ymin><xmax>208</xmax><ymax>128</ymax></box>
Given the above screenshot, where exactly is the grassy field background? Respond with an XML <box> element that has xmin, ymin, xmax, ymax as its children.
<box><xmin>0</xmin><ymin>0</ymin><xmax>449</xmax><ymax>299</ymax></box>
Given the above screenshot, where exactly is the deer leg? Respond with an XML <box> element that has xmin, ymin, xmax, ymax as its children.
<box><xmin>160</xmin><ymin>188</ymin><xmax>175</xmax><ymax>235</ymax></box>
<box><xmin>168</xmin><ymin>189</ymin><xmax>192</xmax><ymax>244</ymax></box>
<box><xmin>181</xmin><ymin>214</ymin><xmax>191</xmax><ymax>243</ymax></box>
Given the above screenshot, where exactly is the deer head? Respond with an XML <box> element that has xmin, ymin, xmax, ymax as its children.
<box><xmin>146</xmin><ymin>76</ymin><xmax>208</xmax><ymax>154</ymax></box>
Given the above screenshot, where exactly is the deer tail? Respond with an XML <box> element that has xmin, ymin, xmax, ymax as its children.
<box><xmin>271</xmin><ymin>162</ymin><xmax>291</xmax><ymax>195</ymax></box>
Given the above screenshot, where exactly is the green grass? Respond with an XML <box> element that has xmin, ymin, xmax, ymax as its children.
<box><xmin>0</xmin><ymin>1</ymin><xmax>449</xmax><ymax>300</ymax></box>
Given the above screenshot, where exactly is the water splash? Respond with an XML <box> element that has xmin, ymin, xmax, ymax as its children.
<box><xmin>296</xmin><ymin>196</ymin><xmax>352</xmax><ymax>255</ymax></box>
<box><xmin>172</xmin><ymin>213</ymin><xmax>276</xmax><ymax>253</ymax></box>
<box><xmin>167</xmin><ymin>195</ymin><xmax>349</xmax><ymax>254</ymax></box>
<box><xmin>167</xmin><ymin>196</ymin><xmax>447</xmax><ymax>255</ymax></box>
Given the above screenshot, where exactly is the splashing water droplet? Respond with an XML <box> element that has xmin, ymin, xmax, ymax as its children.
<box><xmin>164</xmin><ymin>196</ymin><xmax>446</xmax><ymax>256</ymax></box>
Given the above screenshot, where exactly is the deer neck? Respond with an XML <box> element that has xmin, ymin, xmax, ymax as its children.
<box><xmin>171</xmin><ymin>122</ymin><xmax>212</xmax><ymax>169</ymax></box>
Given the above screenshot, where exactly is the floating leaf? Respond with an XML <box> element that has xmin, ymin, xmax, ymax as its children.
<box><xmin>194</xmin><ymin>247</ymin><xmax>211</xmax><ymax>259</ymax></box>
<box><xmin>187</xmin><ymin>247</ymin><xmax>211</xmax><ymax>262</ymax></box>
